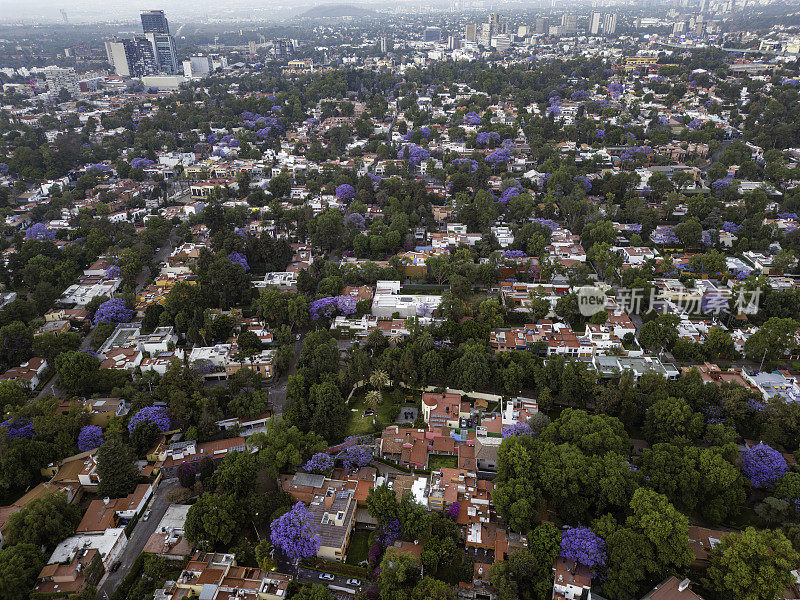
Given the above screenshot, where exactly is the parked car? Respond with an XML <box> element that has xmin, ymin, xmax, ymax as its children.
<box><xmin>142</xmin><ymin>510</ymin><xmax>151</xmax><ymax>521</ymax></box>
<box><xmin>319</xmin><ymin>573</ymin><xmax>335</xmax><ymax>581</ymax></box>
<box><xmin>110</xmin><ymin>562</ymin><xmax>122</xmax><ymax>572</ymax></box>
<box><xmin>346</xmin><ymin>578</ymin><xmax>362</xmax><ymax>586</ymax></box>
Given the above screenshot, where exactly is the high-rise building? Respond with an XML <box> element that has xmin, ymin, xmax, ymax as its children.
<box><xmin>535</xmin><ymin>17</ymin><xmax>549</xmax><ymax>34</ymax></box>
<box><xmin>517</xmin><ymin>25</ymin><xmax>529</xmax><ymax>38</ymax></box>
<box><xmin>105</xmin><ymin>37</ymin><xmax>158</xmax><ymax>77</ymax></box>
<box><xmin>272</xmin><ymin>38</ymin><xmax>294</xmax><ymax>58</ymax></box>
<box><xmin>492</xmin><ymin>34</ymin><xmax>512</xmax><ymax>52</ymax></box>
<box><xmin>489</xmin><ymin>13</ymin><xmax>507</xmax><ymax>35</ymax></box>
<box><xmin>138</xmin><ymin>10</ymin><xmax>178</xmax><ymax>73</ymax></box>
<box><xmin>145</xmin><ymin>32</ymin><xmax>178</xmax><ymax>73</ymax></box>
<box><xmin>603</xmin><ymin>13</ymin><xmax>618</xmax><ymax>35</ymax></box>
<box><xmin>140</xmin><ymin>10</ymin><xmax>170</xmax><ymax>34</ymax></box>
<box><xmin>561</xmin><ymin>14</ymin><xmax>577</xmax><ymax>35</ymax></box>
<box><xmin>478</xmin><ymin>23</ymin><xmax>492</xmax><ymax>47</ymax></box>
<box><xmin>380</xmin><ymin>37</ymin><xmax>388</xmax><ymax>53</ymax></box>
<box><xmin>447</xmin><ymin>35</ymin><xmax>461</xmax><ymax>50</ymax></box>
<box><xmin>424</xmin><ymin>27</ymin><xmax>442</xmax><ymax>42</ymax></box>
<box><xmin>465</xmin><ymin>23</ymin><xmax>478</xmax><ymax>42</ymax></box>
<box><xmin>43</xmin><ymin>67</ymin><xmax>80</xmax><ymax>98</ymax></box>
<box><xmin>590</xmin><ymin>11</ymin><xmax>602</xmax><ymax>35</ymax></box>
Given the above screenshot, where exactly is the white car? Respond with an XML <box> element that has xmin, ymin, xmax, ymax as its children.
<box><xmin>142</xmin><ymin>510</ymin><xmax>151</xmax><ymax>521</ymax></box>
<box><xmin>346</xmin><ymin>578</ymin><xmax>361</xmax><ymax>586</ymax></box>
<box><xmin>319</xmin><ymin>573</ymin><xmax>335</xmax><ymax>581</ymax></box>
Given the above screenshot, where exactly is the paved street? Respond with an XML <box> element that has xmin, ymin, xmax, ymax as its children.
<box><xmin>96</xmin><ymin>478</ymin><xmax>178</xmax><ymax>599</ymax></box>
<box><xmin>297</xmin><ymin>566</ymin><xmax>362</xmax><ymax>599</ymax></box>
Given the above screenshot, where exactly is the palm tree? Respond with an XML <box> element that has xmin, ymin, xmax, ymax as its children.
<box><xmin>369</xmin><ymin>370</ymin><xmax>389</xmax><ymax>390</ymax></box>
<box><xmin>365</xmin><ymin>390</ymin><xmax>382</xmax><ymax>411</ymax></box>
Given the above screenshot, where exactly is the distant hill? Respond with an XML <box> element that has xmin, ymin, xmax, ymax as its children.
<box><xmin>300</xmin><ymin>4</ymin><xmax>377</xmax><ymax>18</ymax></box>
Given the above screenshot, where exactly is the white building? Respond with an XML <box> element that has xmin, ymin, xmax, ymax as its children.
<box><xmin>371</xmin><ymin>281</ymin><xmax>443</xmax><ymax>319</ymax></box>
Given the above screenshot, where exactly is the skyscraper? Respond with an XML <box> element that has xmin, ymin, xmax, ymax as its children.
<box><xmin>141</xmin><ymin>10</ymin><xmax>170</xmax><ymax>34</ymax></box>
<box><xmin>424</xmin><ymin>27</ymin><xmax>442</xmax><ymax>42</ymax></box>
<box><xmin>535</xmin><ymin>17</ymin><xmax>549</xmax><ymax>34</ymax></box>
<box><xmin>561</xmin><ymin>14</ymin><xmax>577</xmax><ymax>35</ymax></box>
<box><xmin>489</xmin><ymin>13</ymin><xmax>507</xmax><ymax>35</ymax></box>
<box><xmin>140</xmin><ymin>11</ymin><xmax>178</xmax><ymax>74</ymax></box>
<box><xmin>590</xmin><ymin>11</ymin><xmax>602</xmax><ymax>35</ymax></box>
<box><xmin>465</xmin><ymin>23</ymin><xmax>477</xmax><ymax>43</ymax></box>
<box><xmin>105</xmin><ymin>37</ymin><xmax>158</xmax><ymax>78</ymax></box>
<box><xmin>145</xmin><ymin>32</ymin><xmax>178</xmax><ymax>73</ymax></box>
<box><xmin>604</xmin><ymin>13</ymin><xmax>618</xmax><ymax>35</ymax></box>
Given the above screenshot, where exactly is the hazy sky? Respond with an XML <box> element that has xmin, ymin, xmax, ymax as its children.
<box><xmin>0</xmin><ymin>0</ymin><xmax>361</xmax><ymax>23</ymax></box>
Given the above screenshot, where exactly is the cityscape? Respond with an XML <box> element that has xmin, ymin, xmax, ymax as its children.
<box><xmin>1</xmin><ymin>2</ymin><xmax>800</xmax><ymax>600</ymax></box>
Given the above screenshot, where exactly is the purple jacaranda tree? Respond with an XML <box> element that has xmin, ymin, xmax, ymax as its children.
<box><xmin>476</xmin><ymin>131</ymin><xmax>501</xmax><ymax>147</ymax></box>
<box><xmin>712</xmin><ymin>177</ymin><xmax>735</xmax><ymax>192</ymax></box>
<box><xmin>463</xmin><ymin>112</ymin><xmax>482</xmax><ymax>125</ymax></box>
<box><xmin>0</xmin><ymin>418</ymin><xmax>34</xmax><ymax>439</ymax></box>
<box><xmin>78</xmin><ymin>425</ymin><xmax>104</xmax><ymax>452</ymax></box>
<box><xmin>131</xmin><ymin>157</ymin><xmax>154</xmax><ymax>170</ymax></box>
<box><xmin>336</xmin><ymin>184</ymin><xmax>356</xmax><ymax>201</ymax></box>
<box><xmin>228</xmin><ymin>252</ymin><xmax>250</xmax><ymax>272</ymax></box>
<box><xmin>448</xmin><ymin>501</ymin><xmax>461</xmax><ymax>520</ymax></box>
<box><xmin>25</xmin><ymin>223</ymin><xmax>55</xmax><ymax>241</ymax></box>
<box><xmin>498</xmin><ymin>186</ymin><xmax>521</xmax><ymax>206</ymax></box>
<box><xmin>741</xmin><ymin>442</ymin><xmax>789</xmax><ymax>489</ymax></box>
<box><xmin>486</xmin><ymin>148</ymin><xmax>511</xmax><ymax>165</ymax></box>
<box><xmin>560</xmin><ymin>527</ymin><xmax>607</xmax><ymax>568</ymax></box>
<box><xmin>397</xmin><ymin>144</ymin><xmax>430</xmax><ymax>166</ymax></box>
<box><xmin>345</xmin><ymin>213</ymin><xmax>366</xmax><ymax>229</ymax></box>
<box><xmin>128</xmin><ymin>406</ymin><xmax>172</xmax><ymax>434</ymax></box>
<box><xmin>303</xmin><ymin>452</ymin><xmax>334</xmax><ymax>473</ymax></box>
<box><xmin>309</xmin><ymin>296</ymin><xmax>357</xmax><ymax>320</ymax></box>
<box><xmin>105</xmin><ymin>265</ymin><xmax>121</xmax><ymax>279</ymax></box>
<box><xmin>502</xmin><ymin>421</ymin><xmax>534</xmax><ymax>438</ymax></box>
<box><xmin>93</xmin><ymin>298</ymin><xmax>133</xmax><ymax>326</ymax></box>
<box><xmin>452</xmin><ymin>158</ymin><xmax>479</xmax><ymax>172</ymax></box>
<box><xmin>270</xmin><ymin>502</ymin><xmax>322</xmax><ymax>562</ymax></box>
<box><xmin>342</xmin><ymin>444</ymin><xmax>373</xmax><ymax>471</ymax></box>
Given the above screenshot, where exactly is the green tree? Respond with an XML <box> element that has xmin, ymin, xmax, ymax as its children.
<box><xmin>211</xmin><ymin>450</ymin><xmax>262</xmax><ymax>498</ymax></box>
<box><xmin>55</xmin><ymin>350</ymin><xmax>100</xmax><ymax>396</ymax></box>
<box><xmin>377</xmin><ymin>550</ymin><xmax>421</xmax><ymax>600</ymax></box>
<box><xmin>96</xmin><ymin>439</ymin><xmax>139</xmax><ymax>498</ymax></box>
<box><xmin>637</xmin><ymin>314</ymin><xmax>679</xmax><ymax>354</ymax></box>
<box><xmin>185</xmin><ymin>492</ymin><xmax>239</xmax><ymax>545</ymax></box>
<box><xmin>601</xmin><ymin>488</ymin><xmax>692</xmax><ymax>600</ymax></box>
<box><xmin>744</xmin><ymin>317</ymin><xmax>800</xmax><ymax>362</ymax></box>
<box><xmin>490</xmin><ymin>523</ymin><xmax>560</xmax><ymax>600</ymax></box>
<box><xmin>249</xmin><ymin>418</ymin><xmax>326</xmax><ymax>477</ymax></box>
<box><xmin>5</xmin><ymin>491</ymin><xmax>80</xmax><ymax>551</ymax></box>
<box><xmin>0</xmin><ymin>543</ymin><xmax>44</xmax><ymax>600</ymax></box>
<box><xmin>643</xmin><ymin>396</ymin><xmax>704</xmax><ymax>444</ymax></box>
<box><xmin>705</xmin><ymin>527</ymin><xmax>799</xmax><ymax>600</ymax></box>
<box><xmin>366</xmin><ymin>483</ymin><xmax>400</xmax><ymax>526</ymax></box>
<box><xmin>540</xmin><ymin>409</ymin><xmax>630</xmax><ymax>455</ymax></box>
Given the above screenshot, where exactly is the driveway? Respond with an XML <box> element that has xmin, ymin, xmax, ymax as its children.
<box><xmin>96</xmin><ymin>478</ymin><xmax>179</xmax><ymax>599</ymax></box>
<box><xmin>266</xmin><ymin>338</ymin><xmax>303</xmax><ymax>415</ymax></box>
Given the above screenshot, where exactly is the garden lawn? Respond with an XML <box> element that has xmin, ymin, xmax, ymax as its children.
<box><xmin>346</xmin><ymin>529</ymin><xmax>371</xmax><ymax>566</ymax></box>
<box><xmin>428</xmin><ymin>454</ymin><xmax>458</xmax><ymax>470</ymax></box>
